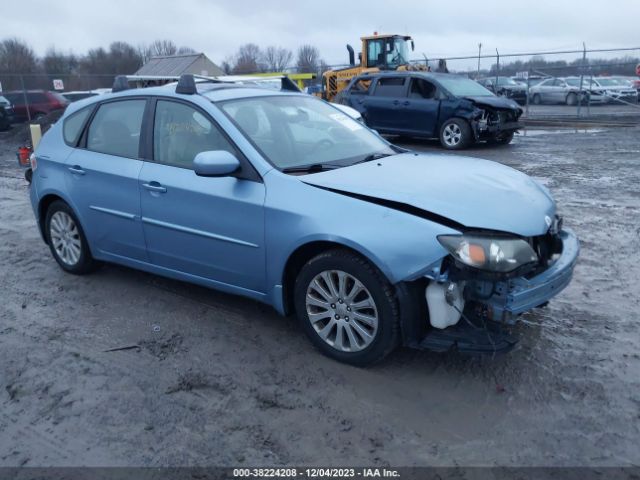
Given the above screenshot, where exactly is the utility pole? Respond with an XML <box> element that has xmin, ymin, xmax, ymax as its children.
<box><xmin>577</xmin><ymin>42</ymin><xmax>587</xmax><ymax>117</ymax></box>
<box><xmin>477</xmin><ymin>42</ymin><xmax>482</xmax><ymax>78</ymax></box>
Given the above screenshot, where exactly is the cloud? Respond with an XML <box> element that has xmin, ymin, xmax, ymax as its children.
<box><xmin>2</xmin><ymin>0</ymin><xmax>638</xmax><ymax>69</ymax></box>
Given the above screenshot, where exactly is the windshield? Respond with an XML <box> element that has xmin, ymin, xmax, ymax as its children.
<box><xmin>387</xmin><ymin>38</ymin><xmax>411</xmax><ymax>68</ymax></box>
<box><xmin>595</xmin><ymin>78</ymin><xmax>617</xmax><ymax>87</ymax></box>
<box><xmin>219</xmin><ymin>95</ymin><xmax>394</xmax><ymax>170</ymax></box>
<box><xmin>440</xmin><ymin>77</ymin><xmax>494</xmax><ymax>97</ymax></box>
<box><xmin>496</xmin><ymin>77</ymin><xmax>518</xmax><ymax>86</ymax></box>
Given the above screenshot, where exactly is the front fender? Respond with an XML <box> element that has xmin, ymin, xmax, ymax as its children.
<box><xmin>263</xmin><ymin>171</ymin><xmax>460</xmax><ymax>310</ymax></box>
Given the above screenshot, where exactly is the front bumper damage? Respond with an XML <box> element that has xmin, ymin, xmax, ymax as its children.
<box><xmin>403</xmin><ymin>228</ymin><xmax>579</xmax><ymax>355</ymax></box>
<box><xmin>471</xmin><ymin>111</ymin><xmax>523</xmax><ymax>140</ymax></box>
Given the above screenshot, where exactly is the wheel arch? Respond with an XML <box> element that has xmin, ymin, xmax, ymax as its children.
<box><xmin>37</xmin><ymin>192</ymin><xmax>82</xmax><ymax>245</ymax></box>
<box><xmin>280</xmin><ymin>240</ymin><xmax>392</xmax><ymax>316</ymax></box>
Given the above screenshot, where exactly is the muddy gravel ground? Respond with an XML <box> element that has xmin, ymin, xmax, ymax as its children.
<box><xmin>0</xmin><ymin>127</ymin><xmax>639</xmax><ymax>468</ymax></box>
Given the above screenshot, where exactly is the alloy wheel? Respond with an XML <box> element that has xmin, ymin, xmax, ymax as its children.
<box><xmin>443</xmin><ymin>123</ymin><xmax>462</xmax><ymax>147</ymax></box>
<box><xmin>49</xmin><ymin>211</ymin><xmax>82</xmax><ymax>266</ymax></box>
<box><xmin>305</xmin><ymin>270</ymin><xmax>378</xmax><ymax>352</ymax></box>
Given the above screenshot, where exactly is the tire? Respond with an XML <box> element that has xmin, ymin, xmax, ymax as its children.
<box><xmin>439</xmin><ymin>118</ymin><xmax>472</xmax><ymax>150</ymax></box>
<box><xmin>566</xmin><ymin>92</ymin><xmax>578</xmax><ymax>106</ymax></box>
<box><xmin>294</xmin><ymin>249</ymin><xmax>400</xmax><ymax>366</ymax></box>
<box><xmin>532</xmin><ymin>93</ymin><xmax>541</xmax><ymax>105</ymax></box>
<box><xmin>487</xmin><ymin>132</ymin><xmax>514</xmax><ymax>146</ymax></box>
<box><xmin>44</xmin><ymin>200</ymin><xmax>99</xmax><ymax>274</ymax></box>
<box><xmin>24</xmin><ymin>168</ymin><xmax>32</xmax><ymax>183</ymax></box>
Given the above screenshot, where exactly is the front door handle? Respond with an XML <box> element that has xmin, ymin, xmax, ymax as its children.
<box><xmin>142</xmin><ymin>182</ymin><xmax>167</xmax><ymax>194</ymax></box>
<box><xmin>402</xmin><ymin>101</ymin><xmax>410</xmax><ymax>106</ymax></box>
<box><xmin>68</xmin><ymin>165</ymin><xmax>85</xmax><ymax>175</ymax></box>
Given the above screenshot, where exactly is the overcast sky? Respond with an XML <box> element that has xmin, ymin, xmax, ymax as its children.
<box><xmin>4</xmin><ymin>0</ymin><xmax>639</xmax><ymax>69</ymax></box>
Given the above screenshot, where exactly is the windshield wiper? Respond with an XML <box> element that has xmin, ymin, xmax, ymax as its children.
<box><xmin>353</xmin><ymin>152</ymin><xmax>394</xmax><ymax>165</ymax></box>
<box><xmin>281</xmin><ymin>163</ymin><xmax>341</xmax><ymax>174</ymax></box>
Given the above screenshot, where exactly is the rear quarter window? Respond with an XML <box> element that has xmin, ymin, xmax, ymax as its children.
<box><xmin>63</xmin><ymin>106</ymin><xmax>93</xmax><ymax>146</ymax></box>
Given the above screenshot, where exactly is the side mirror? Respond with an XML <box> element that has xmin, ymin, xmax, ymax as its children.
<box><xmin>193</xmin><ymin>150</ymin><xmax>240</xmax><ymax>177</ymax></box>
<box><xmin>411</xmin><ymin>40</ymin><xmax>415</xmax><ymax>51</ymax></box>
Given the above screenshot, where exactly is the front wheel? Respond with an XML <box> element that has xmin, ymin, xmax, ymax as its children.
<box><xmin>566</xmin><ymin>92</ymin><xmax>578</xmax><ymax>106</ymax></box>
<box><xmin>45</xmin><ymin>200</ymin><xmax>99</xmax><ymax>274</ymax></box>
<box><xmin>532</xmin><ymin>93</ymin><xmax>541</xmax><ymax>105</ymax></box>
<box><xmin>487</xmin><ymin>132</ymin><xmax>514</xmax><ymax>146</ymax></box>
<box><xmin>294</xmin><ymin>250</ymin><xmax>400</xmax><ymax>366</ymax></box>
<box><xmin>439</xmin><ymin>118</ymin><xmax>472</xmax><ymax>150</ymax></box>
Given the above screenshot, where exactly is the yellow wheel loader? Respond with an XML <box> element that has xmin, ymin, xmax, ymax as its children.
<box><xmin>322</xmin><ymin>33</ymin><xmax>427</xmax><ymax>102</ymax></box>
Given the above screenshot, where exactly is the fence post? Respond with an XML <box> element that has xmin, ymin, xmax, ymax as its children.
<box><xmin>477</xmin><ymin>43</ymin><xmax>482</xmax><ymax>79</ymax></box>
<box><xmin>577</xmin><ymin>42</ymin><xmax>587</xmax><ymax>117</ymax></box>
<box><xmin>525</xmin><ymin>67</ymin><xmax>531</xmax><ymax>118</ymax></box>
<box><xmin>20</xmin><ymin>74</ymin><xmax>31</xmax><ymax>123</ymax></box>
<box><xmin>495</xmin><ymin>49</ymin><xmax>500</xmax><ymax>87</ymax></box>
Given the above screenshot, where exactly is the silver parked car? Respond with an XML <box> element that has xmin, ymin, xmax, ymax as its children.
<box><xmin>529</xmin><ymin>78</ymin><xmax>588</xmax><ymax>106</ymax></box>
<box><xmin>563</xmin><ymin>77</ymin><xmax>608</xmax><ymax>104</ymax></box>
<box><xmin>587</xmin><ymin>77</ymin><xmax>638</xmax><ymax>104</ymax></box>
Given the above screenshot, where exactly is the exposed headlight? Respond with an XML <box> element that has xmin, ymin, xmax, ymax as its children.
<box><xmin>437</xmin><ymin>234</ymin><xmax>538</xmax><ymax>273</ymax></box>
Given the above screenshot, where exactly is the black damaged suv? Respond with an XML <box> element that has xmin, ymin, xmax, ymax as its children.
<box><xmin>337</xmin><ymin>72</ymin><xmax>523</xmax><ymax>149</ymax></box>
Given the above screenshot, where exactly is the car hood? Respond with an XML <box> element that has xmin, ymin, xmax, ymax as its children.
<box><xmin>301</xmin><ymin>153</ymin><xmax>555</xmax><ymax>237</ymax></box>
<box><xmin>463</xmin><ymin>95</ymin><xmax>521</xmax><ymax>110</ymax></box>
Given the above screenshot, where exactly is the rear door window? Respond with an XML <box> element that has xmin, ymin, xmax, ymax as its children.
<box><xmin>28</xmin><ymin>93</ymin><xmax>48</xmax><ymax>103</ymax></box>
<box><xmin>349</xmin><ymin>78</ymin><xmax>372</xmax><ymax>95</ymax></box>
<box><xmin>409</xmin><ymin>78</ymin><xmax>437</xmax><ymax>99</ymax></box>
<box><xmin>87</xmin><ymin>99</ymin><xmax>146</xmax><ymax>158</ymax></box>
<box><xmin>373</xmin><ymin>77</ymin><xmax>407</xmax><ymax>97</ymax></box>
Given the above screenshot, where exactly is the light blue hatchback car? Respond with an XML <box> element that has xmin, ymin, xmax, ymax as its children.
<box><xmin>29</xmin><ymin>75</ymin><xmax>579</xmax><ymax>365</ymax></box>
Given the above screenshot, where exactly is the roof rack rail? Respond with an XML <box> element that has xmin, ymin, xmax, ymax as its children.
<box><xmin>176</xmin><ymin>74</ymin><xmax>197</xmax><ymax>94</ymax></box>
<box><xmin>112</xmin><ymin>75</ymin><xmax>130</xmax><ymax>93</ymax></box>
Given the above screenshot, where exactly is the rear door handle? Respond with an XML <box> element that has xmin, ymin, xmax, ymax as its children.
<box><xmin>402</xmin><ymin>101</ymin><xmax>410</xmax><ymax>106</ymax></box>
<box><xmin>68</xmin><ymin>165</ymin><xmax>85</xmax><ymax>175</ymax></box>
<box><xmin>142</xmin><ymin>182</ymin><xmax>167</xmax><ymax>194</ymax></box>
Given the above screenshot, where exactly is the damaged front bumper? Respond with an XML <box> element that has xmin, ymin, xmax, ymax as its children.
<box><xmin>406</xmin><ymin>228</ymin><xmax>579</xmax><ymax>355</ymax></box>
<box><xmin>470</xmin><ymin>228</ymin><xmax>579</xmax><ymax>324</ymax></box>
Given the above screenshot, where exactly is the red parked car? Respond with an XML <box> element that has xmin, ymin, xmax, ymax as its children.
<box><xmin>0</xmin><ymin>90</ymin><xmax>69</xmax><ymax>122</ymax></box>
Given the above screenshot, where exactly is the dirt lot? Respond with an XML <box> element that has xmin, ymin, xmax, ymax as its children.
<box><xmin>0</xmin><ymin>126</ymin><xmax>639</xmax><ymax>468</ymax></box>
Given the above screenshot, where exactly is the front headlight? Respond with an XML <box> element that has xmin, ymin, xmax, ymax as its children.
<box><xmin>437</xmin><ymin>234</ymin><xmax>538</xmax><ymax>273</ymax></box>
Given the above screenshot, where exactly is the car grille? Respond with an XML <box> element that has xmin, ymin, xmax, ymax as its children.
<box><xmin>526</xmin><ymin>232</ymin><xmax>563</xmax><ymax>277</ymax></box>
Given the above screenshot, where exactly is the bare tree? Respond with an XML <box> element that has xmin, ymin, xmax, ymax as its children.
<box><xmin>150</xmin><ymin>39</ymin><xmax>178</xmax><ymax>57</ymax></box>
<box><xmin>221</xmin><ymin>57</ymin><xmax>233</xmax><ymax>75</ymax></box>
<box><xmin>0</xmin><ymin>37</ymin><xmax>39</xmax><ymax>73</ymax></box>
<box><xmin>107</xmin><ymin>42</ymin><xmax>143</xmax><ymax>74</ymax></box>
<box><xmin>262</xmin><ymin>46</ymin><xmax>293</xmax><ymax>72</ymax></box>
<box><xmin>43</xmin><ymin>47</ymin><xmax>78</xmax><ymax>75</ymax></box>
<box><xmin>233</xmin><ymin>43</ymin><xmax>262</xmax><ymax>74</ymax></box>
<box><xmin>296</xmin><ymin>44</ymin><xmax>322</xmax><ymax>74</ymax></box>
<box><xmin>177</xmin><ymin>46</ymin><xmax>197</xmax><ymax>55</ymax></box>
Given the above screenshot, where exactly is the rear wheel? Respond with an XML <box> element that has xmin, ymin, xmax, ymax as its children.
<box><xmin>45</xmin><ymin>201</ymin><xmax>99</xmax><ymax>274</ymax></box>
<box><xmin>294</xmin><ymin>249</ymin><xmax>399</xmax><ymax>366</ymax></box>
<box><xmin>439</xmin><ymin>118</ymin><xmax>472</xmax><ymax>150</ymax></box>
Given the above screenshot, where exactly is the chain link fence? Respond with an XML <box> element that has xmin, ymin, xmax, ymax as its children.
<box><xmin>1</xmin><ymin>46</ymin><xmax>639</xmax><ymax>126</ymax></box>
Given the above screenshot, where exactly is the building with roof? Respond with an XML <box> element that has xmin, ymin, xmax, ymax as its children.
<box><xmin>134</xmin><ymin>53</ymin><xmax>225</xmax><ymax>77</ymax></box>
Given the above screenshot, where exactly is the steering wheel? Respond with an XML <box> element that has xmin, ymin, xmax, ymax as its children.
<box><xmin>309</xmin><ymin>138</ymin><xmax>335</xmax><ymax>154</ymax></box>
